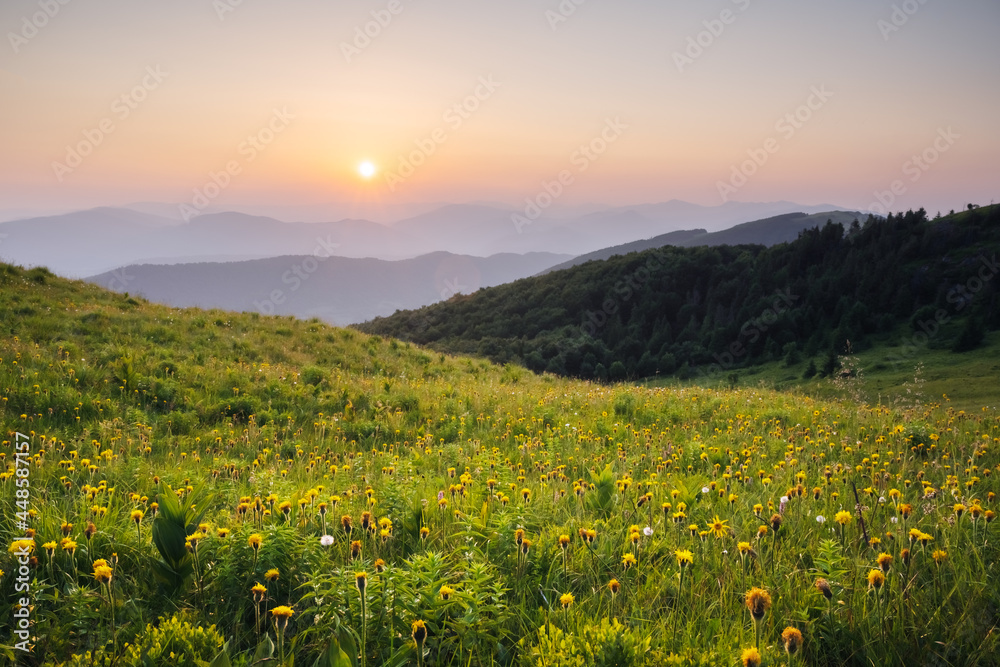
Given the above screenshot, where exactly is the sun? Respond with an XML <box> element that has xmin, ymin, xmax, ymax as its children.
<box><xmin>358</xmin><ymin>161</ymin><xmax>377</xmax><ymax>179</ymax></box>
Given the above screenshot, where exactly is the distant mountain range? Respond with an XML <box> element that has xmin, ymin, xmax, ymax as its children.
<box><xmin>87</xmin><ymin>251</ymin><xmax>570</xmax><ymax>326</ymax></box>
<box><xmin>0</xmin><ymin>200</ymin><xmax>849</xmax><ymax>278</ymax></box>
<box><xmin>82</xmin><ymin>210</ymin><xmax>862</xmax><ymax>326</ymax></box>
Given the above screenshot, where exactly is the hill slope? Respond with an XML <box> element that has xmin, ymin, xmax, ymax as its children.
<box><xmin>2</xmin><ymin>261</ymin><xmax>999</xmax><ymax>666</ymax></box>
<box><xmin>358</xmin><ymin>205</ymin><xmax>1000</xmax><ymax>381</ymax></box>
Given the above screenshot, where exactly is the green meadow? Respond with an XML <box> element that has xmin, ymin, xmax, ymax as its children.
<box><xmin>2</xmin><ymin>262</ymin><xmax>999</xmax><ymax>666</ymax></box>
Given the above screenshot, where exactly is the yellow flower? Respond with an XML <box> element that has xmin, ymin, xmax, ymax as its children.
<box><xmin>559</xmin><ymin>592</ymin><xmax>574</xmax><ymax>609</ymax></box>
<box><xmin>251</xmin><ymin>582</ymin><xmax>267</xmax><ymax>601</ymax></box>
<box><xmin>271</xmin><ymin>605</ymin><xmax>294</xmax><ymax>620</ymax></box>
<box><xmin>558</xmin><ymin>535</ymin><xmax>570</xmax><ymax>549</ymax></box>
<box><xmin>355</xmin><ymin>571</ymin><xmax>368</xmax><ymax>594</ymax></box>
<box><xmin>867</xmin><ymin>569</ymin><xmax>885</xmax><ymax>589</ymax></box>
<box><xmin>248</xmin><ymin>534</ymin><xmax>263</xmax><ymax>550</ymax></box>
<box><xmin>440</xmin><ymin>585</ymin><xmax>454</xmax><ymax>601</ymax></box>
<box><xmin>42</xmin><ymin>541</ymin><xmax>57</xmax><ymax>556</ymax></box>
<box><xmin>217</xmin><ymin>528</ymin><xmax>230</xmax><ymax>538</ymax></box>
<box><xmin>93</xmin><ymin>564</ymin><xmax>113</xmax><ymax>585</ymax></box>
<box><xmin>932</xmin><ymin>549</ymin><xmax>948</xmax><ymax>565</ymax></box>
<box><xmin>781</xmin><ymin>626</ymin><xmax>803</xmax><ymax>655</ymax></box>
<box><xmin>877</xmin><ymin>552</ymin><xmax>893</xmax><ymax>573</ymax></box>
<box><xmin>741</xmin><ymin>647</ymin><xmax>761</xmax><ymax>667</ymax></box>
<box><xmin>737</xmin><ymin>541</ymin><xmax>754</xmax><ymax>558</ymax></box>
<box><xmin>622</xmin><ymin>553</ymin><xmax>637</xmax><ymax>570</ymax></box>
<box><xmin>745</xmin><ymin>587</ymin><xmax>771</xmax><ymax>621</ymax></box>
<box><xmin>412</xmin><ymin>619</ymin><xmax>428</xmax><ymax>645</ymax></box>
<box><xmin>8</xmin><ymin>539</ymin><xmax>34</xmax><ymax>555</ymax></box>
<box><xmin>675</xmin><ymin>549</ymin><xmax>694</xmax><ymax>568</ymax></box>
<box><xmin>608</xmin><ymin>579</ymin><xmax>621</xmax><ymax>595</ymax></box>
<box><xmin>835</xmin><ymin>510</ymin><xmax>852</xmax><ymax>525</ymax></box>
<box><xmin>130</xmin><ymin>509</ymin><xmax>143</xmax><ymax>524</ymax></box>
<box><xmin>265</xmin><ymin>568</ymin><xmax>279</xmax><ymax>582</ymax></box>
<box><xmin>707</xmin><ymin>516</ymin><xmax>729</xmax><ymax>539</ymax></box>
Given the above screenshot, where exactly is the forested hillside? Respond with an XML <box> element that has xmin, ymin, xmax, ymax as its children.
<box><xmin>358</xmin><ymin>205</ymin><xmax>1000</xmax><ymax>381</ymax></box>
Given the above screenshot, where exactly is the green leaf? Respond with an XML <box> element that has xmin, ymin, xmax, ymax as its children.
<box><xmin>313</xmin><ymin>640</ymin><xmax>353</xmax><ymax>667</ymax></box>
<box><xmin>251</xmin><ymin>635</ymin><xmax>276</xmax><ymax>665</ymax></box>
<box><xmin>210</xmin><ymin>647</ymin><xmax>234</xmax><ymax>667</ymax></box>
<box><xmin>337</xmin><ymin>626</ymin><xmax>359</xmax><ymax>667</ymax></box>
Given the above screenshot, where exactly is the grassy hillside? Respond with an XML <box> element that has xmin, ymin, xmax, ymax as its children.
<box><xmin>358</xmin><ymin>205</ymin><xmax>1000</xmax><ymax>390</ymax></box>
<box><xmin>658</xmin><ymin>327</ymin><xmax>1000</xmax><ymax>413</ymax></box>
<box><xmin>2</xmin><ymin>263</ymin><xmax>1000</xmax><ymax>666</ymax></box>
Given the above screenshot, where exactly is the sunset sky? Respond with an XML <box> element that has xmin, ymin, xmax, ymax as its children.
<box><xmin>1</xmin><ymin>0</ymin><xmax>997</xmax><ymax>220</ymax></box>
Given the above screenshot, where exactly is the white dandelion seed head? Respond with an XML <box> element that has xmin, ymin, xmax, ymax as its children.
<box><xmin>320</xmin><ymin>534</ymin><xmax>334</xmax><ymax>547</ymax></box>
<box><xmin>816</xmin><ymin>515</ymin><xmax>826</xmax><ymax>523</ymax></box>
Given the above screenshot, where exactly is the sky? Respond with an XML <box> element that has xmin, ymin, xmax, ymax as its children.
<box><xmin>0</xmin><ymin>0</ymin><xmax>998</xmax><ymax>220</ymax></box>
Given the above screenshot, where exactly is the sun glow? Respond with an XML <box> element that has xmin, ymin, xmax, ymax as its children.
<box><xmin>358</xmin><ymin>161</ymin><xmax>377</xmax><ymax>179</ymax></box>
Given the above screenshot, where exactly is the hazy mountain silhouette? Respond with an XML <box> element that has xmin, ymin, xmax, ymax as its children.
<box><xmin>1</xmin><ymin>200</ymin><xmax>850</xmax><ymax>278</ymax></box>
<box><xmin>86</xmin><ymin>251</ymin><xmax>571</xmax><ymax>326</ymax></box>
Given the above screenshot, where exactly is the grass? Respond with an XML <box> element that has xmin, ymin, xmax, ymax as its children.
<box><xmin>1</xmin><ymin>262</ymin><xmax>1000</xmax><ymax>666</ymax></box>
<box><xmin>648</xmin><ymin>330</ymin><xmax>1000</xmax><ymax>413</ymax></box>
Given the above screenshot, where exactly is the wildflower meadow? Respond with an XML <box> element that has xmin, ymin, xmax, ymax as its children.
<box><xmin>1</xmin><ymin>264</ymin><xmax>999</xmax><ymax>666</ymax></box>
